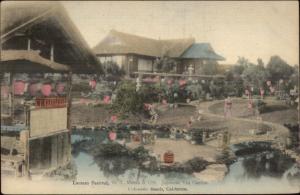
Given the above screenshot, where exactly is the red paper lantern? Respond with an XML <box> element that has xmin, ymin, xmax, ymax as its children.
<box><xmin>56</xmin><ymin>83</ymin><xmax>65</xmax><ymax>95</ymax></box>
<box><xmin>260</xmin><ymin>88</ymin><xmax>265</xmax><ymax>95</ymax></box>
<box><xmin>162</xmin><ymin>99</ymin><xmax>167</xmax><ymax>105</ymax></box>
<box><xmin>41</xmin><ymin>84</ymin><xmax>52</xmax><ymax>96</ymax></box>
<box><xmin>14</xmin><ymin>80</ymin><xmax>25</xmax><ymax>95</ymax></box>
<box><xmin>245</xmin><ymin>89</ymin><xmax>249</xmax><ymax>95</ymax></box>
<box><xmin>103</xmin><ymin>95</ymin><xmax>111</xmax><ymax>104</ymax></box>
<box><xmin>144</xmin><ymin>103</ymin><xmax>151</xmax><ymax>110</ymax></box>
<box><xmin>111</xmin><ymin>115</ymin><xmax>117</xmax><ymax>123</ymax></box>
<box><xmin>179</xmin><ymin>79</ymin><xmax>186</xmax><ymax>86</ymax></box>
<box><xmin>109</xmin><ymin>131</ymin><xmax>117</xmax><ymax>141</ymax></box>
<box><xmin>29</xmin><ymin>83</ymin><xmax>40</xmax><ymax>96</ymax></box>
<box><xmin>89</xmin><ymin>80</ymin><xmax>97</xmax><ymax>89</ymax></box>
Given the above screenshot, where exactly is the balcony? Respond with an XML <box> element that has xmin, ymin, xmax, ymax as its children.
<box><xmin>35</xmin><ymin>97</ymin><xmax>67</xmax><ymax>109</ymax></box>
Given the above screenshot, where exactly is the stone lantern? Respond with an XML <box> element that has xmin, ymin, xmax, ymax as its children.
<box><xmin>188</xmin><ymin>64</ymin><xmax>194</xmax><ymax>81</ymax></box>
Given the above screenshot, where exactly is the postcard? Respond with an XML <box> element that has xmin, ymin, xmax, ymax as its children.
<box><xmin>1</xmin><ymin>1</ymin><xmax>299</xmax><ymax>194</ymax></box>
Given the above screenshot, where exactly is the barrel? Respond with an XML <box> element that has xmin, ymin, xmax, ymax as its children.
<box><xmin>163</xmin><ymin>151</ymin><xmax>174</xmax><ymax>163</ymax></box>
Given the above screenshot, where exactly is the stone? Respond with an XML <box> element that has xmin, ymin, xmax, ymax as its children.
<box><xmin>193</xmin><ymin>164</ymin><xmax>228</xmax><ymax>183</ymax></box>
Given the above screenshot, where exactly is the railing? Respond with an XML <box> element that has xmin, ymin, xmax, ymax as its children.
<box><xmin>133</xmin><ymin>71</ymin><xmax>225</xmax><ymax>78</ymax></box>
<box><xmin>35</xmin><ymin>97</ymin><xmax>67</xmax><ymax>108</ymax></box>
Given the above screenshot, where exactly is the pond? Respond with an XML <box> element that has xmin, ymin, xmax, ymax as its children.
<box><xmin>71</xmin><ymin>134</ymin><xmax>300</xmax><ymax>193</ymax></box>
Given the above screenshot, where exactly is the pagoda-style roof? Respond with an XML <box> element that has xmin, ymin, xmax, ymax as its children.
<box><xmin>180</xmin><ymin>43</ymin><xmax>225</xmax><ymax>61</ymax></box>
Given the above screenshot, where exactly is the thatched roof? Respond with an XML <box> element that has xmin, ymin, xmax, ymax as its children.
<box><xmin>181</xmin><ymin>43</ymin><xmax>225</xmax><ymax>61</ymax></box>
<box><xmin>1</xmin><ymin>2</ymin><xmax>102</xmax><ymax>73</ymax></box>
<box><xmin>93</xmin><ymin>30</ymin><xmax>195</xmax><ymax>58</ymax></box>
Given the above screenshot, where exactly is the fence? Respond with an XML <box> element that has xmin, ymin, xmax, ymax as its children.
<box><xmin>35</xmin><ymin>97</ymin><xmax>67</xmax><ymax>109</ymax></box>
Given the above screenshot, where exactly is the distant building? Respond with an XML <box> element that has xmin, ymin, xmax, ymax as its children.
<box><xmin>93</xmin><ymin>30</ymin><xmax>225</xmax><ymax>76</ymax></box>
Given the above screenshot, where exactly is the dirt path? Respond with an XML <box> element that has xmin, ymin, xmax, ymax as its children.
<box><xmin>190</xmin><ymin>98</ymin><xmax>290</xmax><ymax>147</ymax></box>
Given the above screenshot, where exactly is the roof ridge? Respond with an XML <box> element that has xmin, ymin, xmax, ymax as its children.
<box><xmin>110</xmin><ymin>29</ymin><xmax>195</xmax><ymax>42</ymax></box>
<box><xmin>110</xmin><ymin>30</ymin><xmax>159</xmax><ymax>42</ymax></box>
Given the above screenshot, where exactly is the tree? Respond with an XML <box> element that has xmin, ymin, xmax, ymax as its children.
<box><xmin>290</xmin><ymin>65</ymin><xmax>299</xmax><ymax>88</ymax></box>
<box><xmin>257</xmin><ymin>58</ymin><xmax>264</xmax><ymax>67</ymax></box>
<box><xmin>112</xmin><ymin>81</ymin><xmax>145</xmax><ymax>115</ymax></box>
<box><xmin>266</xmin><ymin>55</ymin><xmax>294</xmax><ymax>82</ymax></box>
<box><xmin>231</xmin><ymin>56</ymin><xmax>254</xmax><ymax>76</ymax></box>
<box><xmin>242</xmin><ymin>63</ymin><xmax>270</xmax><ymax>93</ymax></box>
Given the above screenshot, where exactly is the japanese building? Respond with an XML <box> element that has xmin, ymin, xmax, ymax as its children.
<box><xmin>93</xmin><ymin>30</ymin><xmax>225</xmax><ymax>76</ymax></box>
<box><xmin>1</xmin><ymin>2</ymin><xmax>102</xmax><ymax>177</ymax></box>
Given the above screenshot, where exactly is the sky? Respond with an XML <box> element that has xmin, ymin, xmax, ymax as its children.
<box><xmin>2</xmin><ymin>1</ymin><xmax>299</xmax><ymax>65</ymax></box>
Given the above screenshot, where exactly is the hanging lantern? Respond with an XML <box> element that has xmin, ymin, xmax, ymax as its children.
<box><xmin>14</xmin><ymin>80</ymin><xmax>25</xmax><ymax>95</ymax></box>
<box><xmin>245</xmin><ymin>89</ymin><xmax>249</xmax><ymax>95</ymax></box>
<box><xmin>56</xmin><ymin>82</ymin><xmax>65</xmax><ymax>95</ymax></box>
<box><xmin>111</xmin><ymin>115</ymin><xmax>117</xmax><ymax>123</ymax></box>
<box><xmin>29</xmin><ymin>83</ymin><xmax>40</xmax><ymax>96</ymax></box>
<box><xmin>41</xmin><ymin>83</ymin><xmax>52</xmax><ymax>96</ymax></box>
<box><xmin>144</xmin><ymin>103</ymin><xmax>151</xmax><ymax>110</ymax></box>
<box><xmin>108</xmin><ymin>131</ymin><xmax>117</xmax><ymax>141</ymax></box>
<box><xmin>89</xmin><ymin>79</ymin><xmax>97</xmax><ymax>89</ymax></box>
<box><xmin>179</xmin><ymin>79</ymin><xmax>186</xmax><ymax>86</ymax></box>
<box><xmin>260</xmin><ymin>88</ymin><xmax>265</xmax><ymax>96</ymax></box>
<box><xmin>103</xmin><ymin>95</ymin><xmax>111</xmax><ymax>104</ymax></box>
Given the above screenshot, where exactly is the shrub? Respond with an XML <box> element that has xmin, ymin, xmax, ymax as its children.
<box><xmin>111</xmin><ymin>80</ymin><xmax>145</xmax><ymax>115</ymax></box>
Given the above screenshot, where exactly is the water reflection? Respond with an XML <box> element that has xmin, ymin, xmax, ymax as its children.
<box><xmin>72</xmin><ymin>134</ymin><xmax>300</xmax><ymax>189</ymax></box>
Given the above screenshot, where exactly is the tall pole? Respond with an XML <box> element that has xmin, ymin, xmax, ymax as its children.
<box><xmin>298</xmin><ymin>72</ymin><xmax>300</xmax><ymax>149</ymax></box>
<box><xmin>66</xmin><ymin>71</ymin><xmax>72</xmax><ymax>162</ymax></box>
<box><xmin>9</xmin><ymin>72</ymin><xmax>15</xmax><ymax>124</ymax></box>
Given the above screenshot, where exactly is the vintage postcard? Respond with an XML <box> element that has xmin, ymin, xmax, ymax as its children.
<box><xmin>1</xmin><ymin>1</ymin><xmax>299</xmax><ymax>194</ymax></box>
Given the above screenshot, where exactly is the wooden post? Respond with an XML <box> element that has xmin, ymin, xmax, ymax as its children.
<box><xmin>202</xmin><ymin>131</ymin><xmax>207</xmax><ymax>143</ymax></box>
<box><xmin>67</xmin><ymin>72</ymin><xmax>72</xmax><ymax>130</ymax></box>
<box><xmin>50</xmin><ymin>43</ymin><xmax>54</xmax><ymax>61</ymax></box>
<box><xmin>20</xmin><ymin>130</ymin><xmax>30</xmax><ymax>178</ymax></box>
<box><xmin>9</xmin><ymin>72</ymin><xmax>14</xmax><ymax>124</ymax></box>
<box><xmin>27</xmin><ymin>38</ymin><xmax>31</xmax><ymax>50</ymax></box>
<box><xmin>66</xmin><ymin>71</ymin><xmax>72</xmax><ymax>162</ymax></box>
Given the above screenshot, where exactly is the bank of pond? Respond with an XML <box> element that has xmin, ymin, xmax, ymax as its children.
<box><xmin>71</xmin><ymin>129</ymin><xmax>300</xmax><ymax>186</ymax></box>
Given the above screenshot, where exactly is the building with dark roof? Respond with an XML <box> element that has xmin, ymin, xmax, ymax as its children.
<box><xmin>1</xmin><ymin>1</ymin><xmax>102</xmax><ymax>74</ymax></box>
<box><xmin>1</xmin><ymin>2</ymin><xmax>102</xmax><ymax>177</ymax></box>
<box><xmin>93</xmin><ymin>30</ymin><xmax>225</xmax><ymax>75</ymax></box>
